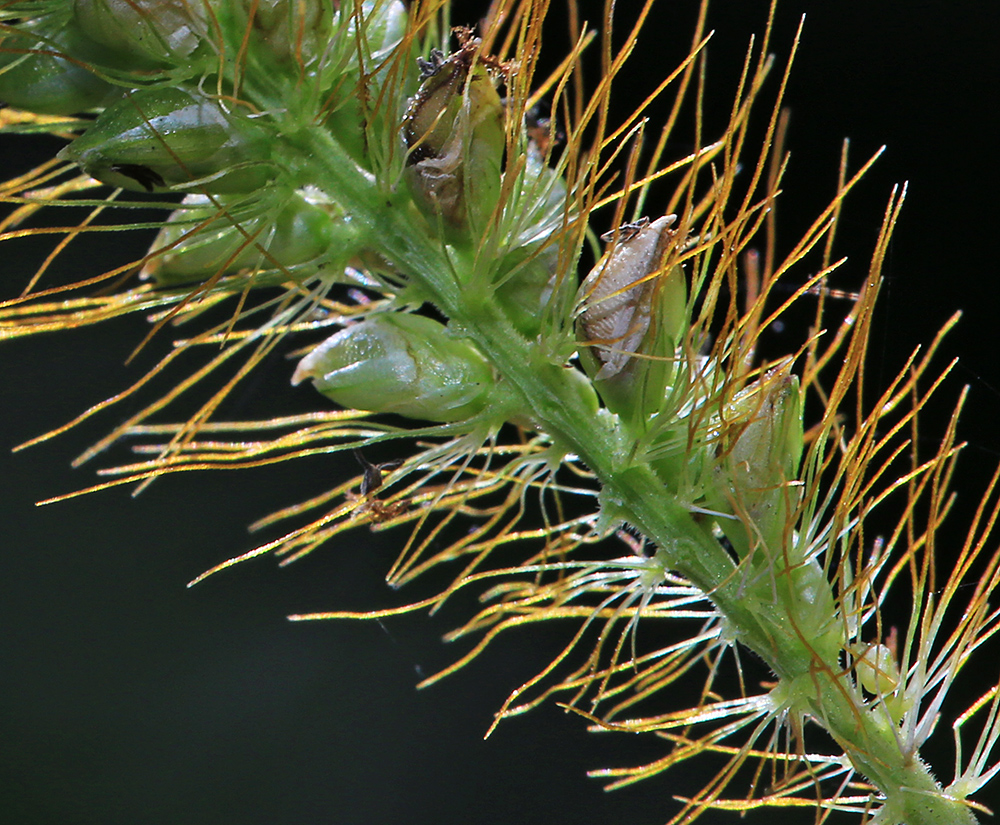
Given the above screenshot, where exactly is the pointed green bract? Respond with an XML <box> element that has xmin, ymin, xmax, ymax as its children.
<box><xmin>292</xmin><ymin>313</ymin><xmax>500</xmax><ymax>424</ymax></box>
<box><xmin>58</xmin><ymin>86</ymin><xmax>278</xmax><ymax>192</ymax></box>
<box><xmin>0</xmin><ymin>16</ymin><xmax>116</xmax><ymax>114</ymax></box>
<box><xmin>707</xmin><ymin>366</ymin><xmax>803</xmax><ymax>560</ymax></box>
<box><xmin>72</xmin><ymin>0</ymin><xmax>210</xmax><ymax>66</ymax></box>
<box><xmin>141</xmin><ymin>188</ymin><xmax>352</xmax><ymax>286</ymax></box>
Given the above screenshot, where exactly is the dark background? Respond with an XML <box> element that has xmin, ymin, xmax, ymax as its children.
<box><xmin>2</xmin><ymin>2</ymin><xmax>998</xmax><ymax>824</ymax></box>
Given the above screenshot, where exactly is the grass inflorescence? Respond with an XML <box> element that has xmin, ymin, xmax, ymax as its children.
<box><xmin>2</xmin><ymin>2</ymin><xmax>999</xmax><ymax>823</ymax></box>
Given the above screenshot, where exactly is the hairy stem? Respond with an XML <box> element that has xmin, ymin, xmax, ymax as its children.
<box><xmin>296</xmin><ymin>124</ymin><xmax>975</xmax><ymax>825</ymax></box>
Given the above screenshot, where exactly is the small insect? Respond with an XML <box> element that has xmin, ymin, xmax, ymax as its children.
<box><xmin>599</xmin><ymin>216</ymin><xmax>651</xmax><ymax>244</ymax></box>
<box><xmin>400</xmin><ymin>29</ymin><xmax>506</xmax><ymax>235</ymax></box>
<box><xmin>352</xmin><ymin>449</ymin><xmax>406</xmax><ymax>524</ymax></box>
<box><xmin>402</xmin><ymin>30</ymin><xmax>495</xmax><ymax>164</ymax></box>
<box><xmin>523</xmin><ymin>101</ymin><xmax>562</xmax><ymax>157</ymax></box>
<box><xmin>416</xmin><ymin>49</ymin><xmax>447</xmax><ymax>78</ymax></box>
<box><xmin>579</xmin><ymin>214</ymin><xmax>682</xmax><ymax>380</ymax></box>
<box><xmin>354</xmin><ymin>448</ymin><xmax>403</xmax><ymax>496</ymax></box>
<box><xmin>803</xmin><ymin>282</ymin><xmax>862</xmax><ymax>301</ymax></box>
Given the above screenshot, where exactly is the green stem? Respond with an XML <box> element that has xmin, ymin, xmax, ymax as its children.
<box><xmin>294</xmin><ymin>126</ymin><xmax>975</xmax><ymax>825</ymax></box>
